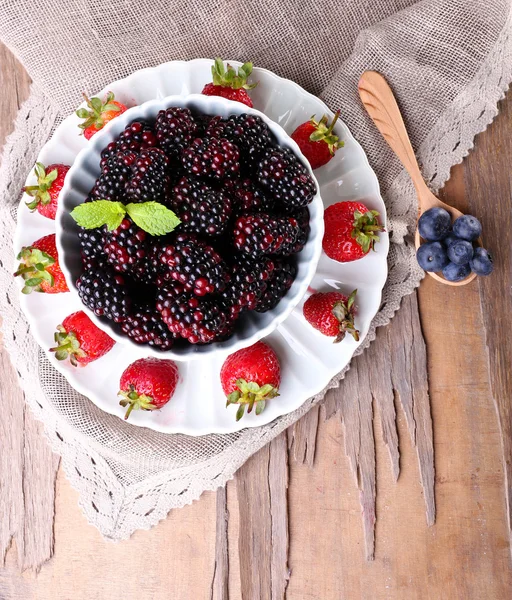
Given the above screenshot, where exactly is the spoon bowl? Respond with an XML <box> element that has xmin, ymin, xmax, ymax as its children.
<box><xmin>358</xmin><ymin>70</ymin><xmax>477</xmax><ymax>286</ymax></box>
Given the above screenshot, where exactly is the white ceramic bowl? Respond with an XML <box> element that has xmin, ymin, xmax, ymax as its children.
<box><xmin>56</xmin><ymin>94</ymin><xmax>324</xmax><ymax>361</ymax></box>
<box><xmin>16</xmin><ymin>59</ymin><xmax>388</xmax><ymax>434</ymax></box>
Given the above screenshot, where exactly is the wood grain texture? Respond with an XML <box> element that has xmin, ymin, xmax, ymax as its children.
<box><xmin>236</xmin><ymin>432</ymin><xmax>289</xmax><ymax>600</ymax></box>
<box><xmin>288</xmin><ymin>405</ymin><xmax>320</xmax><ymax>467</ymax></box>
<box><xmin>463</xmin><ymin>94</ymin><xmax>512</xmax><ymax>543</ymax></box>
<box><xmin>268</xmin><ymin>433</ymin><xmax>290</xmax><ymax>600</ymax></box>
<box><xmin>389</xmin><ymin>292</ymin><xmax>435</xmax><ymax>526</ymax></box>
<box><xmin>211</xmin><ymin>487</ymin><xmax>229</xmax><ymax>600</ymax></box>
<box><xmin>1</xmin><ymin>470</ymin><xmax>217</xmax><ymax>600</ymax></box>
<box><xmin>337</xmin><ymin>359</ymin><xmax>377</xmax><ymax>561</ymax></box>
<box><xmin>0</xmin><ymin>42</ymin><xmax>60</xmax><ymax>574</ymax></box>
<box><xmin>312</xmin><ymin>290</ymin><xmax>433</xmax><ymax>561</ymax></box>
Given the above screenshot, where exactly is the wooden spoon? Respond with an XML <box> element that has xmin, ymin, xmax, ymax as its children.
<box><xmin>357</xmin><ymin>70</ymin><xmax>477</xmax><ymax>286</ymax></box>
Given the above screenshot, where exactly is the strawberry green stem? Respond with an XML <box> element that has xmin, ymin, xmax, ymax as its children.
<box><xmin>49</xmin><ymin>326</ymin><xmax>86</xmax><ymax>366</ymax></box>
<box><xmin>226</xmin><ymin>378</ymin><xmax>279</xmax><ymax>421</ymax></box>
<box><xmin>118</xmin><ymin>386</ymin><xmax>156</xmax><ymax>420</ymax></box>
<box><xmin>308</xmin><ymin>112</ymin><xmax>344</xmax><ymax>154</ymax></box>
<box><xmin>331</xmin><ymin>289</ymin><xmax>360</xmax><ymax>343</ymax></box>
<box><xmin>326</xmin><ymin>110</ymin><xmax>340</xmax><ymax>135</ymax></box>
<box><xmin>351</xmin><ymin>210</ymin><xmax>384</xmax><ymax>254</ymax></box>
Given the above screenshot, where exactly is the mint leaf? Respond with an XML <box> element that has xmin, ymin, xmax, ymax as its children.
<box><xmin>125</xmin><ymin>202</ymin><xmax>181</xmax><ymax>236</ymax></box>
<box><xmin>71</xmin><ymin>200</ymin><xmax>126</xmax><ymax>231</ymax></box>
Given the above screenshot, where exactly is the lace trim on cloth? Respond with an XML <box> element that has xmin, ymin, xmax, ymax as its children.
<box><xmin>0</xmin><ymin>10</ymin><xmax>511</xmax><ymax>539</ymax></box>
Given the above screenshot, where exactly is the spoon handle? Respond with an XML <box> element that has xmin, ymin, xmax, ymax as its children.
<box><xmin>358</xmin><ymin>71</ymin><xmax>426</xmax><ymax>195</ymax></box>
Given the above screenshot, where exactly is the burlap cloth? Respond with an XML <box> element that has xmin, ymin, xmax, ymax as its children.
<box><xmin>0</xmin><ymin>0</ymin><xmax>510</xmax><ymax>540</ymax></box>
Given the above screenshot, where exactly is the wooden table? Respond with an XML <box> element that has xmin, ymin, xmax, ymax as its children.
<box><xmin>1</xmin><ymin>44</ymin><xmax>511</xmax><ymax>599</ymax></box>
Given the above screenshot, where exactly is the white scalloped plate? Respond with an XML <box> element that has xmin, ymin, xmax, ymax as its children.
<box><xmin>14</xmin><ymin>59</ymin><xmax>388</xmax><ymax>435</ymax></box>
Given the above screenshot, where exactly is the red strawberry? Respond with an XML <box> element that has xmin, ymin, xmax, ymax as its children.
<box><xmin>291</xmin><ymin>111</ymin><xmax>344</xmax><ymax>169</ymax></box>
<box><xmin>202</xmin><ymin>58</ymin><xmax>257</xmax><ymax>108</ymax></box>
<box><xmin>323</xmin><ymin>201</ymin><xmax>383</xmax><ymax>262</ymax></box>
<box><xmin>76</xmin><ymin>92</ymin><xmax>127</xmax><ymax>140</ymax></box>
<box><xmin>24</xmin><ymin>162</ymin><xmax>70</xmax><ymax>220</ymax></box>
<box><xmin>14</xmin><ymin>234</ymin><xmax>69</xmax><ymax>294</ymax></box>
<box><xmin>303</xmin><ymin>290</ymin><xmax>359</xmax><ymax>343</ymax></box>
<box><xmin>220</xmin><ymin>341</ymin><xmax>280</xmax><ymax>421</ymax></box>
<box><xmin>50</xmin><ymin>311</ymin><xmax>115</xmax><ymax>366</ymax></box>
<box><xmin>118</xmin><ymin>357</ymin><xmax>179</xmax><ymax>420</ymax></box>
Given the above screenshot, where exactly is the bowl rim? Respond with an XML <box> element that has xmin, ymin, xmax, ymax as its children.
<box><xmin>56</xmin><ymin>93</ymin><xmax>324</xmax><ymax>361</ymax></box>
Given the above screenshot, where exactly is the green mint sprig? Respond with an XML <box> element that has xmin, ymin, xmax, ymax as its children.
<box><xmin>70</xmin><ymin>200</ymin><xmax>181</xmax><ymax>236</ymax></box>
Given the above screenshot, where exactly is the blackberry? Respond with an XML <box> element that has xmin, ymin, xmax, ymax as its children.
<box><xmin>100</xmin><ymin>120</ymin><xmax>158</xmax><ymax>168</ymax></box>
<box><xmin>121</xmin><ymin>305</ymin><xmax>176</xmax><ymax>350</ymax></box>
<box><xmin>224</xmin><ymin>178</ymin><xmax>275</xmax><ymax>216</ymax></box>
<box><xmin>207</xmin><ymin>114</ymin><xmax>274</xmax><ymax>173</ymax></box>
<box><xmin>193</xmin><ymin>113</ymin><xmax>215</xmax><ymax>136</ymax></box>
<box><xmin>81</xmin><ymin>254</ymin><xmax>109</xmax><ymax>271</ymax></box>
<box><xmin>160</xmin><ymin>234</ymin><xmax>229</xmax><ymax>296</ymax></box>
<box><xmin>233</xmin><ymin>213</ymin><xmax>300</xmax><ymax>257</ymax></box>
<box><xmin>124</xmin><ymin>148</ymin><xmax>171</xmax><ymax>204</ymax></box>
<box><xmin>155</xmin><ymin>107</ymin><xmax>198</xmax><ymax>160</ymax></box>
<box><xmin>222</xmin><ymin>256</ymin><xmax>276</xmax><ymax>311</ymax></box>
<box><xmin>104</xmin><ymin>217</ymin><xmax>147</xmax><ymax>273</ymax></box>
<box><xmin>78</xmin><ymin>226</ymin><xmax>106</xmax><ymax>260</ymax></box>
<box><xmin>90</xmin><ymin>151</ymin><xmax>135</xmax><ymax>201</ymax></box>
<box><xmin>171</xmin><ymin>176</ymin><xmax>232</xmax><ymax>236</ymax></box>
<box><xmin>181</xmin><ymin>137</ymin><xmax>240</xmax><ymax>181</ymax></box>
<box><xmin>77</xmin><ymin>267</ymin><xmax>131</xmax><ymax>322</ymax></box>
<box><xmin>132</xmin><ymin>239</ymin><xmax>165</xmax><ymax>284</ymax></box>
<box><xmin>156</xmin><ymin>288</ymin><xmax>230</xmax><ymax>344</ymax></box>
<box><xmin>281</xmin><ymin>207</ymin><xmax>310</xmax><ymax>254</ymax></box>
<box><xmin>255</xmin><ymin>260</ymin><xmax>297</xmax><ymax>312</ymax></box>
<box><xmin>257</xmin><ymin>147</ymin><xmax>316</xmax><ymax>208</ymax></box>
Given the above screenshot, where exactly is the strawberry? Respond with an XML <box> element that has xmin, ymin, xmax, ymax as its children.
<box><xmin>24</xmin><ymin>162</ymin><xmax>70</xmax><ymax>220</ymax></box>
<box><xmin>220</xmin><ymin>341</ymin><xmax>280</xmax><ymax>421</ymax></box>
<box><xmin>76</xmin><ymin>92</ymin><xmax>127</xmax><ymax>140</ymax></box>
<box><xmin>118</xmin><ymin>357</ymin><xmax>179</xmax><ymax>420</ymax></box>
<box><xmin>50</xmin><ymin>311</ymin><xmax>115</xmax><ymax>366</ymax></box>
<box><xmin>202</xmin><ymin>58</ymin><xmax>257</xmax><ymax>108</ymax></box>
<box><xmin>14</xmin><ymin>234</ymin><xmax>69</xmax><ymax>294</ymax></box>
<box><xmin>323</xmin><ymin>201</ymin><xmax>383</xmax><ymax>262</ymax></box>
<box><xmin>303</xmin><ymin>290</ymin><xmax>359</xmax><ymax>343</ymax></box>
<box><xmin>291</xmin><ymin>111</ymin><xmax>344</xmax><ymax>169</ymax></box>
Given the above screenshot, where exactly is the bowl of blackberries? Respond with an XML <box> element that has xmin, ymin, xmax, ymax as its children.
<box><xmin>416</xmin><ymin>207</ymin><xmax>493</xmax><ymax>282</ymax></box>
<box><xmin>57</xmin><ymin>94</ymin><xmax>324</xmax><ymax>359</ymax></box>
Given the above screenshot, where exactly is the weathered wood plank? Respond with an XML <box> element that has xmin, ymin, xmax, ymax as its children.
<box><xmin>269</xmin><ymin>433</ymin><xmax>290</xmax><ymax>600</ymax></box>
<box><xmin>211</xmin><ymin>487</ymin><xmax>229</xmax><ymax>600</ymax></box>
<box><xmin>2</xmin><ymin>473</ymin><xmax>218</xmax><ymax>599</ymax></box>
<box><xmin>236</xmin><ymin>431</ymin><xmax>289</xmax><ymax>600</ymax></box>
<box><xmin>337</xmin><ymin>360</ymin><xmax>376</xmax><ymax>560</ymax></box>
<box><xmin>288</xmin><ymin>405</ymin><xmax>320</xmax><ymax>467</ymax></box>
<box><xmin>463</xmin><ymin>94</ymin><xmax>512</xmax><ymax>545</ymax></box>
<box><xmin>237</xmin><ymin>445</ymin><xmax>272</xmax><ymax>600</ymax></box>
<box><xmin>389</xmin><ymin>292</ymin><xmax>435</xmax><ymax>525</ymax></box>
<box><xmin>366</xmin><ymin>328</ymin><xmax>400</xmax><ymax>482</ymax></box>
<box><xmin>287</xmin><ymin>249</ymin><xmax>512</xmax><ymax>597</ymax></box>
<box><xmin>0</xmin><ymin>41</ymin><xmax>60</xmax><ymax>573</ymax></box>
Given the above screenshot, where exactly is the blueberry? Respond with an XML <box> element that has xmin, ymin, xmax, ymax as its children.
<box><xmin>442</xmin><ymin>232</ymin><xmax>458</xmax><ymax>248</ymax></box>
<box><xmin>452</xmin><ymin>215</ymin><xmax>482</xmax><ymax>241</ymax></box>
<box><xmin>418</xmin><ymin>207</ymin><xmax>451</xmax><ymax>241</ymax></box>
<box><xmin>447</xmin><ymin>240</ymin><xmax>473</xmax><ymax>265</ymax></box>
<box><xmin>442</xmin><ymin>262</ymin><xmax>471</xmax><ymax>282</ymax></box>
<box><xmin>470</xmin><ymin>247</ymin><xmax>494</xmax><ymax>276</ymax></box>
<box><xmin>416</xmin><ymin>241</ymin><xmax>449</xmax><ymax>272</ymax></box>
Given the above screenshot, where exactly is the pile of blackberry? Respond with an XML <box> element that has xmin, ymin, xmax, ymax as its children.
<box><xmin>76</xmin><ymin>109</ymin><xmax>316</xmax><ymax>349</ymax></box>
